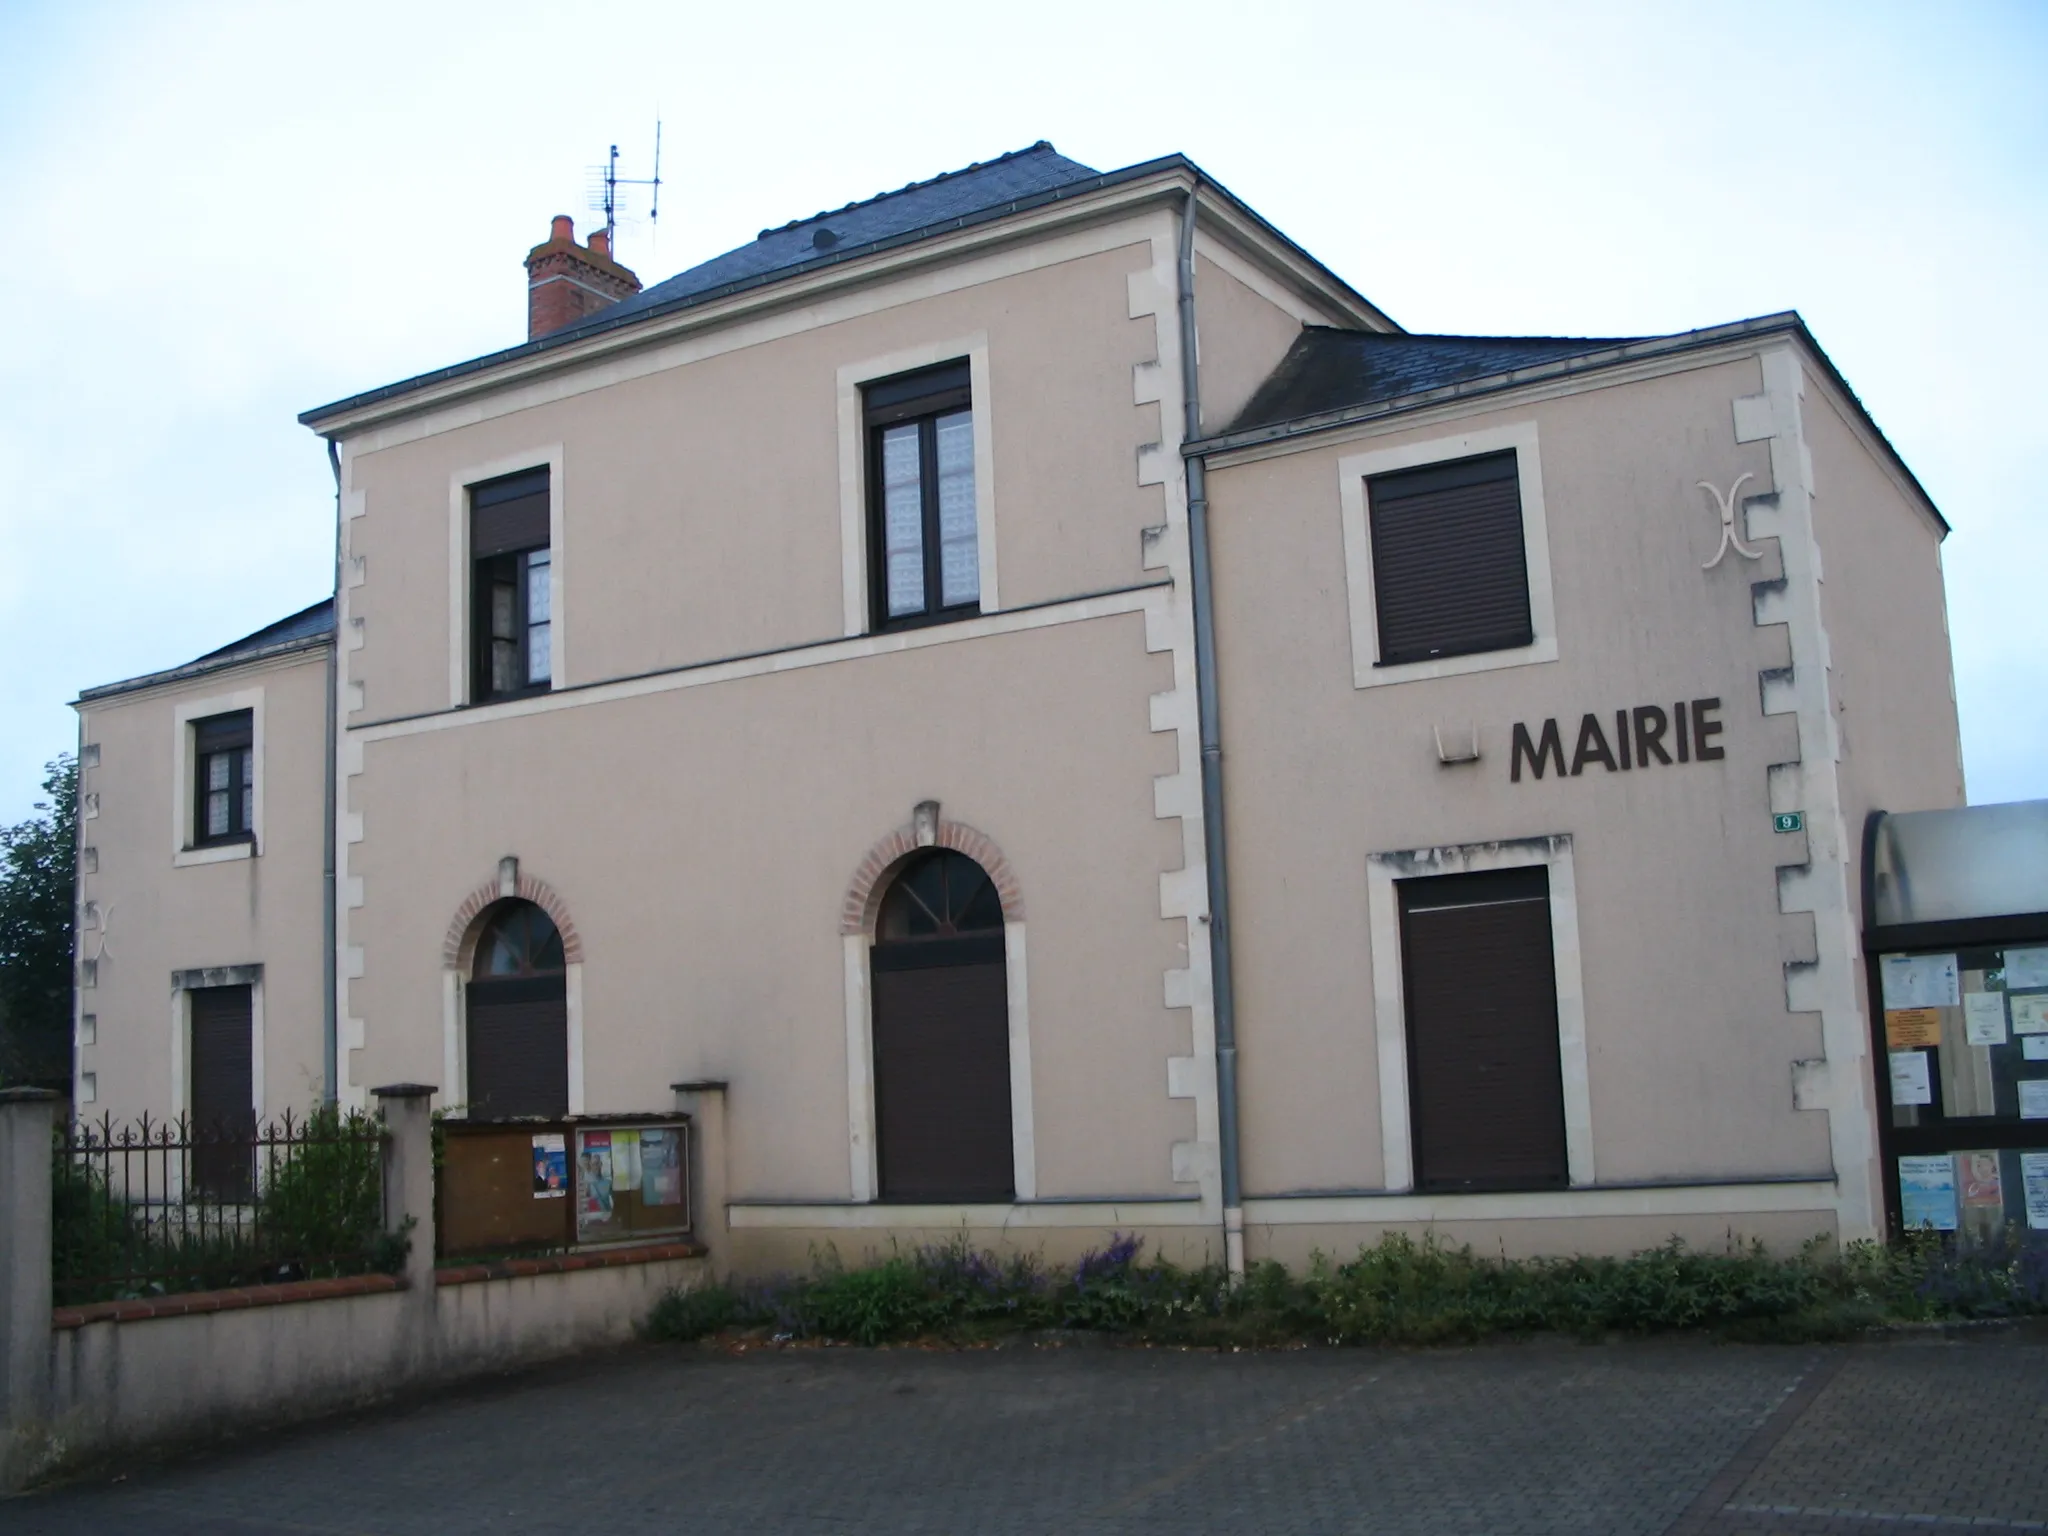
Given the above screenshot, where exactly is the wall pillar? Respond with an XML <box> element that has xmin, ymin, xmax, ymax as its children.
<box><xmin>671</xmin><ymin>1081</ymin><xmax>728</xmax><ymax>1277</ymax></box>
<box><xmin>371</xmin><ymin>1084</ymin><xmax>437</xmax><ymax>1341</ymax></box>
<box><xmin>0</xmin><ymin>1088</ymin><xmax>59</xmax><ymax>1490</ymax></box>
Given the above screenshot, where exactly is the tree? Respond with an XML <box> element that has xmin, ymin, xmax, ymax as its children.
<box><xmin>0</xmin><ymin>754</ymin><xmax>76</xmax><ymax>1091</ymax></box>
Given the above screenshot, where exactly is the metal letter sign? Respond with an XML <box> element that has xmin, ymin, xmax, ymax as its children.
<box><xmin>1773</xmin><ymin>811</ymin><xmax>1804</xmax><ymax>834</ymax></box>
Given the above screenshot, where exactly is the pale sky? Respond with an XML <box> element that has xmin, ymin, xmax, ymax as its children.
<box><xmin>2</xmin><ymin>1</ymin><xmax>2042</xmax><ymax>823</ymax></box>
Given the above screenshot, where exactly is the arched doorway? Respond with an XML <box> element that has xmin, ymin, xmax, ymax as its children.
<box><xmin>871</xmin><ymin>849</ymin><xmax>1014</xmax><ymax>1201</ymax></box>
<box><xmin>467</xmin><ymin>899</ymin><xmax>568</xmax><ymax>1118</ymax></box>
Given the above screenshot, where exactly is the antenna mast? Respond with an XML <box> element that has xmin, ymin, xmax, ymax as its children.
<box><xmin>596</xmin><ymin>124</ymin><xmax>663</xmax><ymax>260</ymax></box>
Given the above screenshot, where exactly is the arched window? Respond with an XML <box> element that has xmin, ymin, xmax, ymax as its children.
<box><xmin>474</xmin><ymin>902</ymin><xmax>566</xmax><ymax>978</ymax></box>
<box><xmin>877</xmin><ymin>849</ymin><xmax>1004</xmax><ymax>940</ymax></box>
<box><xmin>466</xmin><ymin>900</ymin><xmax>568</xmax><ymax>1119</ymax></box>
<box><xmin>870</xmin><ymin>851</ymin><xmax>1013</xmax><ymax>1202</ymax></box>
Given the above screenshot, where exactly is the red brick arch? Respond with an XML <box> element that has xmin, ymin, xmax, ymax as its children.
<box><xmin>841</xmin><ymin>819</ymin><xmax>1024</xmax><ymax>936</ymax></box>
<box><xmin>443</xmin><ymin>870</ymin><xmax>584</xmax><ymax>971</ymax></box>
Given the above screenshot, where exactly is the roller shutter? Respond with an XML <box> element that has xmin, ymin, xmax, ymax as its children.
<box><xmin>871</xmin><ymin>935</ymin><xmax>1013</xmax><ymax>1202</ymax></box>
<box><xmin>1367</xmin><ymin>449</ymin><xmax>1533</xmax><ymax>665</ymax></box>
<box><xmin>467</xmin><ymin>975</ymin><xmax>569</xmax><ymax>1119</ymax></box>
<box><xmin>1399</xmin><ymin>867</ymin><xmax>1568</xmax><ymax>1192</ymax></box>
<box><xmin>470</xmin><ymin>468</ymin><xmax>550</xmax><ymax>559</ymax></box>
<box><xmin>189</xmin><ymin>984</ymin><xmax>255</xmax><ymax>1200</ymax></box>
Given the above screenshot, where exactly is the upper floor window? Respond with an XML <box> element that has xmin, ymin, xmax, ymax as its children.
<box><xmin>1366</xmin><ymin>449</ymin><xmax>1532</xmax><ymax>666</ymax></box>
<box><xmin>192</xmin><ymin>710</ymin><xmax>253</xmax><ymax>845</ymax></box>
<box><xmin>470</xmin><ymin>468</ymin><xmax>551</xmax><ymax>701</ymax></box>
<box><xmin>865</xmin><ymin>361</ymin><xmax>978</xmax><ymax>629</ymax></box>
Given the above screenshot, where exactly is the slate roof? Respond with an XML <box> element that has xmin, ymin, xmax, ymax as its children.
<box><xmin>1224</xmin><ymin>328</ymin><xmax>1639</xmax><ymax>435</ymax></box>
<box><xmin>301</xmin><ymin>141</ymin><xmax>1184</xmax><ymax>426</ymax></box>
<box><xmin>78</xmin><ymin>598</ymin><xmax>334</xmax><ymax>702</ymax></box>
<box><xmin>589</xmin><ymin>142</ymin><xmax>1103</xmax><ymax>333</ymax></box>
<box><xmin>189</xmin><ymin>598</ymin><xmax>336</xmax><ymax>663</ymax></box>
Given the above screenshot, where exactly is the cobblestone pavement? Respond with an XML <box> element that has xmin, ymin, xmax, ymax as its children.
<box><xmin>8</xmin><ymin>1335</ymin><xmax>2044</xmax><ymax>1535</ymax></box>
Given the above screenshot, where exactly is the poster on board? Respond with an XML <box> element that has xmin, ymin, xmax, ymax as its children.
<box><xmin>612</xmin><ymin>1129</ymin><xmax>642</xmax><ymax>1195</ymax></box>
<box><xmin>1880</xmin><ymin>953</ymin><xmax>1959</xmax><ymax>1010</ymax></box>
<box><xmin>2022</xmin><ymin>1153</ymin><xmax>2048</xmax><ymax>1230</ymax></box>
<box><xmin>2018</xmin><ymin>1081</ymin><xmax>2048</xmax><ymax>1121</ymax></box>
<box><xmin>1885</xmin><ymin>1009</ymin><xmax>1942</xmax><ymax>1048</ymax></box>
<box><xmin>641</xmin><ymin>1128</ymin><xmax>684</xmax><ymax>1208</ymax></box>
<box><xmin>2006</xmin><ymin>947</ymin><xmax>2048</xmax><ymax>989</ymax></box>
<box><xmin>1964</xmin><ymin>992</ymin><xmax>2009</xmax><ymax>1047</ymax></box>
<box><xmin>1889</xmin><ymin>1051</ymin><xmax>1933</xmax><ymax>1107</ymax></box>
<box><xmin>578</xmin><ymin>1131</ymin><xmax>615</xmax><ymax>1229</ymax></box>
<box><xmin>2012</xmin><ymin>995</ymin><xmax>2048</xmax><ymax>1035</ymax></box>
<box><xmin>532</xmin><ymin>1133</ymin><xmax>568</xmax><ymax>1199</ymax></box>
<box><xmin>1898</xmin><ymin>1155</ymin><xmax>1958</xmax><ymax>1231</ymax></box>
<box><xmin>1960</xmin><ymin>1151</ymin><xmax>2003</xmax><ymax>1209</ymax></box>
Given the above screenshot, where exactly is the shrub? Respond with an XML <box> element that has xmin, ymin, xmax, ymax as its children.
<box><xmin>256</xmin><ymin>1104</ymin><xmax>394</xmax><ymax>1278</ymax></box>
<box><xmin>647</xmin><ymin>1228</ymin><xmax>2048</xmax><ymax>1349</ymax></box>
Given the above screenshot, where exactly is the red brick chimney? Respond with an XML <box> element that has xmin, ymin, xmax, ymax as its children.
<box><xmin>525</xmin><ymin>214</ymin><xmax>641</xmax><ymax>340</ymax></box>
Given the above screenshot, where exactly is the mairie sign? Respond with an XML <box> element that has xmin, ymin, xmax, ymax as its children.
<box><xmin>1511</xmin><ymin>698</ymin><xmax>1725</xmax><ymax>783</ymax></box>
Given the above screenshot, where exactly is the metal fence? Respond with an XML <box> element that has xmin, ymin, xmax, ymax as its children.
<box><xmin>53</xmin><ymin>1108</ymin><xmax>390</xmax><ymax>1307</ymax></box>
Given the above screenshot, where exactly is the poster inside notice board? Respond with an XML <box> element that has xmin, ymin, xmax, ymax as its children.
<box><xmin>532</xmin><ymin>1133</ymin><xmax>568</xmax><ymax>1199</ymax></box>
<box><xmin>1898</xmin><ymin>1154</ymin><xmax>1958</xmax><ymax>1231</ymax></box>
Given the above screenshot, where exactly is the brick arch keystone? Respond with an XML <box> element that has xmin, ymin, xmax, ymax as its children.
<box><xmin>841</xmin><ymin>819</ymin><xmax>1024</xmax><ymax>936</ymax></box>
<box><xmin>443</xmin><ymin>872</ymin><xmax>584</xmax><ymax>971</ymax></box>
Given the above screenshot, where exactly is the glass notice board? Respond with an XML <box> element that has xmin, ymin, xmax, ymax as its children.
<box><xmin>1877</xmin><ymin>943</ymin><xmax>2048</xmax><ymax>1236</ymax></box>
<box><xmin>572</xmin><ymin>1123</ymin><xmax>691</xmax><ymax>1243</ymax></box>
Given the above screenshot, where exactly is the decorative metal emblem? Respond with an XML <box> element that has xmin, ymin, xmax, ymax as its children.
<box><xmin>1696</xmin><ymin>471</ymin><xmax>1761</xmax><ymax>569</ymax></box>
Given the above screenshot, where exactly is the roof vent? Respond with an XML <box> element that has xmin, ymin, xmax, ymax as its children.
<box><xmin>811</xmin><ymin>227</ymin><xmax>839</xmax><ymax>250</ymax></box>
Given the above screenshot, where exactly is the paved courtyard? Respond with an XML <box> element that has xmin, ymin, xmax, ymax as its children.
<box><xmin>9</xmin><ymin>1334</ymin><xmax>2046</xmax><ymax>1535</ymax></box>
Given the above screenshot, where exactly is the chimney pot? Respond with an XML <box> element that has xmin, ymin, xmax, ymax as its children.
<box><xmin>525</xmin><ymin>212</ymin><xmax>640</xmax><ymax>342</ymax></box>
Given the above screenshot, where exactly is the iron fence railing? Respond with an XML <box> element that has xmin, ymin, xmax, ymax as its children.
<box><xmin>53</xmin><ymin>1108</ymin><xmax>391</xmax><ymax>1307</ymax></box>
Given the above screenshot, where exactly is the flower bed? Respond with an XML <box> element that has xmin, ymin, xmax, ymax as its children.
<box><xmin>649</xmin><ymin>1230</ymin><xmax>2048</xmax><ymax>1348</ymax></box>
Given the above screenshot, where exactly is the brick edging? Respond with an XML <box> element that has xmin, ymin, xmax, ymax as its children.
<box><xmin>53</xmin><ymin>1271</ymin><xmax>405</xmax><ymax>1330</ymax></box>
<box><xmin>436</xmin><ymin>1240</ymin><xmax>705</xmax><ymax>1286</ymax></box>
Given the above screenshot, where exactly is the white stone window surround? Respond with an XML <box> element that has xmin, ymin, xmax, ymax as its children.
<box><xmin>169</xmin><ymin>965</ymin><xmax>266</xmax><ymax>1122</ymax></box>
<box><xmin>842</xmin><ymin>919</ymin><xmax>1036</xmax><ymax>1203</ymax></box>
<box><xmin>170</xmin><ymin>686</ymin><xmax>266</xmax><ymax>867</ymax></box>
<box><xmin>1336</xmin><ymin>420</ymin><xmax>1558</xmax><ymax>688</ymax></box>
<box><xmin>445</xmin><ymin>445</ymin><xmax>567</xmax><ymax>709</ymax></box>
<box><xmin>1365</xmin><ymin>834</ymin><xmax>1594</xmax><ymax>1192</ymax></box>
<box><xmin>837</xmin><ymin>334</ymin><xmax>998</xmax><ymax>637</ymax></box>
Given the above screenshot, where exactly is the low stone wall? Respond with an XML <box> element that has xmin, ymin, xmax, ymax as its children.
<box><xmin>38</xmin><ymin>1248</ymin><xmax>704</xmax><ymax>1480</ymax></box>
<box><xmin>0</xmin><ymin>1087</ymin><xmax>709</xmax><ymax>1489</ymax></box>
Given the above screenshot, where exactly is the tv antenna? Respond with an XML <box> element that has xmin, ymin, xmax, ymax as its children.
<box><xmin>592</xmin><ymin>122</ymin><xmax>662</xmax><ymax>259</ymax></box>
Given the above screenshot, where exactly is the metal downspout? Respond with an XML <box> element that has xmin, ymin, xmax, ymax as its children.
<box><xmin>322</xmin><ymin>439</ymin><xmax>342</xmax><ymax>1104</ymax></box>
<box><xmin>1177</xmin><ymin>185</ymin><xmax>1245</xmax><ymax>1276</ymax></box>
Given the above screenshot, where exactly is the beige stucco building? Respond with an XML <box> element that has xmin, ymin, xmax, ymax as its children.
<box><xmin>74</xmin><ymin>143</ymin><xmax>1964</xmax><ymax>1272</ymax></box>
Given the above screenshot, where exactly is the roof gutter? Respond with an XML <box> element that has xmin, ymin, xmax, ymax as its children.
<box><xmin>1178</xmin><ymin>183</ymin><xmax>1245</xmax><ymax>1278</ymax></box>
<box><xmin>73</xmin><ymin>628</ymin><xmax>333</xmax><ymax>705</ymax></box>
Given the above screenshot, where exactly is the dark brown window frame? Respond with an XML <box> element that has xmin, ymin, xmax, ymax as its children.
<box><xmin>1367</xmin><ymin>448</ymin><xmax>1535</xmax><ymax>667</ymax></box>
<box><xmin>469</xmin><ymin>468</ymin><xmax>553</xmax><ymax>704</ymax></box>
<box><xmin>864</xmin><ymin>361</ymin><xmax>979</xmax><ymax>633</ymax></box>
<box><xmin>190</xmin><ymin>710</ymin><xmax>254</xmax><ymax>850</ymax></box>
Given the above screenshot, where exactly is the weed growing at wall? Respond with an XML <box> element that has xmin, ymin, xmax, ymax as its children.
<box><xmin>647</xmin><ymin>1229</ymin><xmax>2048</xmax><ymax>1349</ymax></box>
